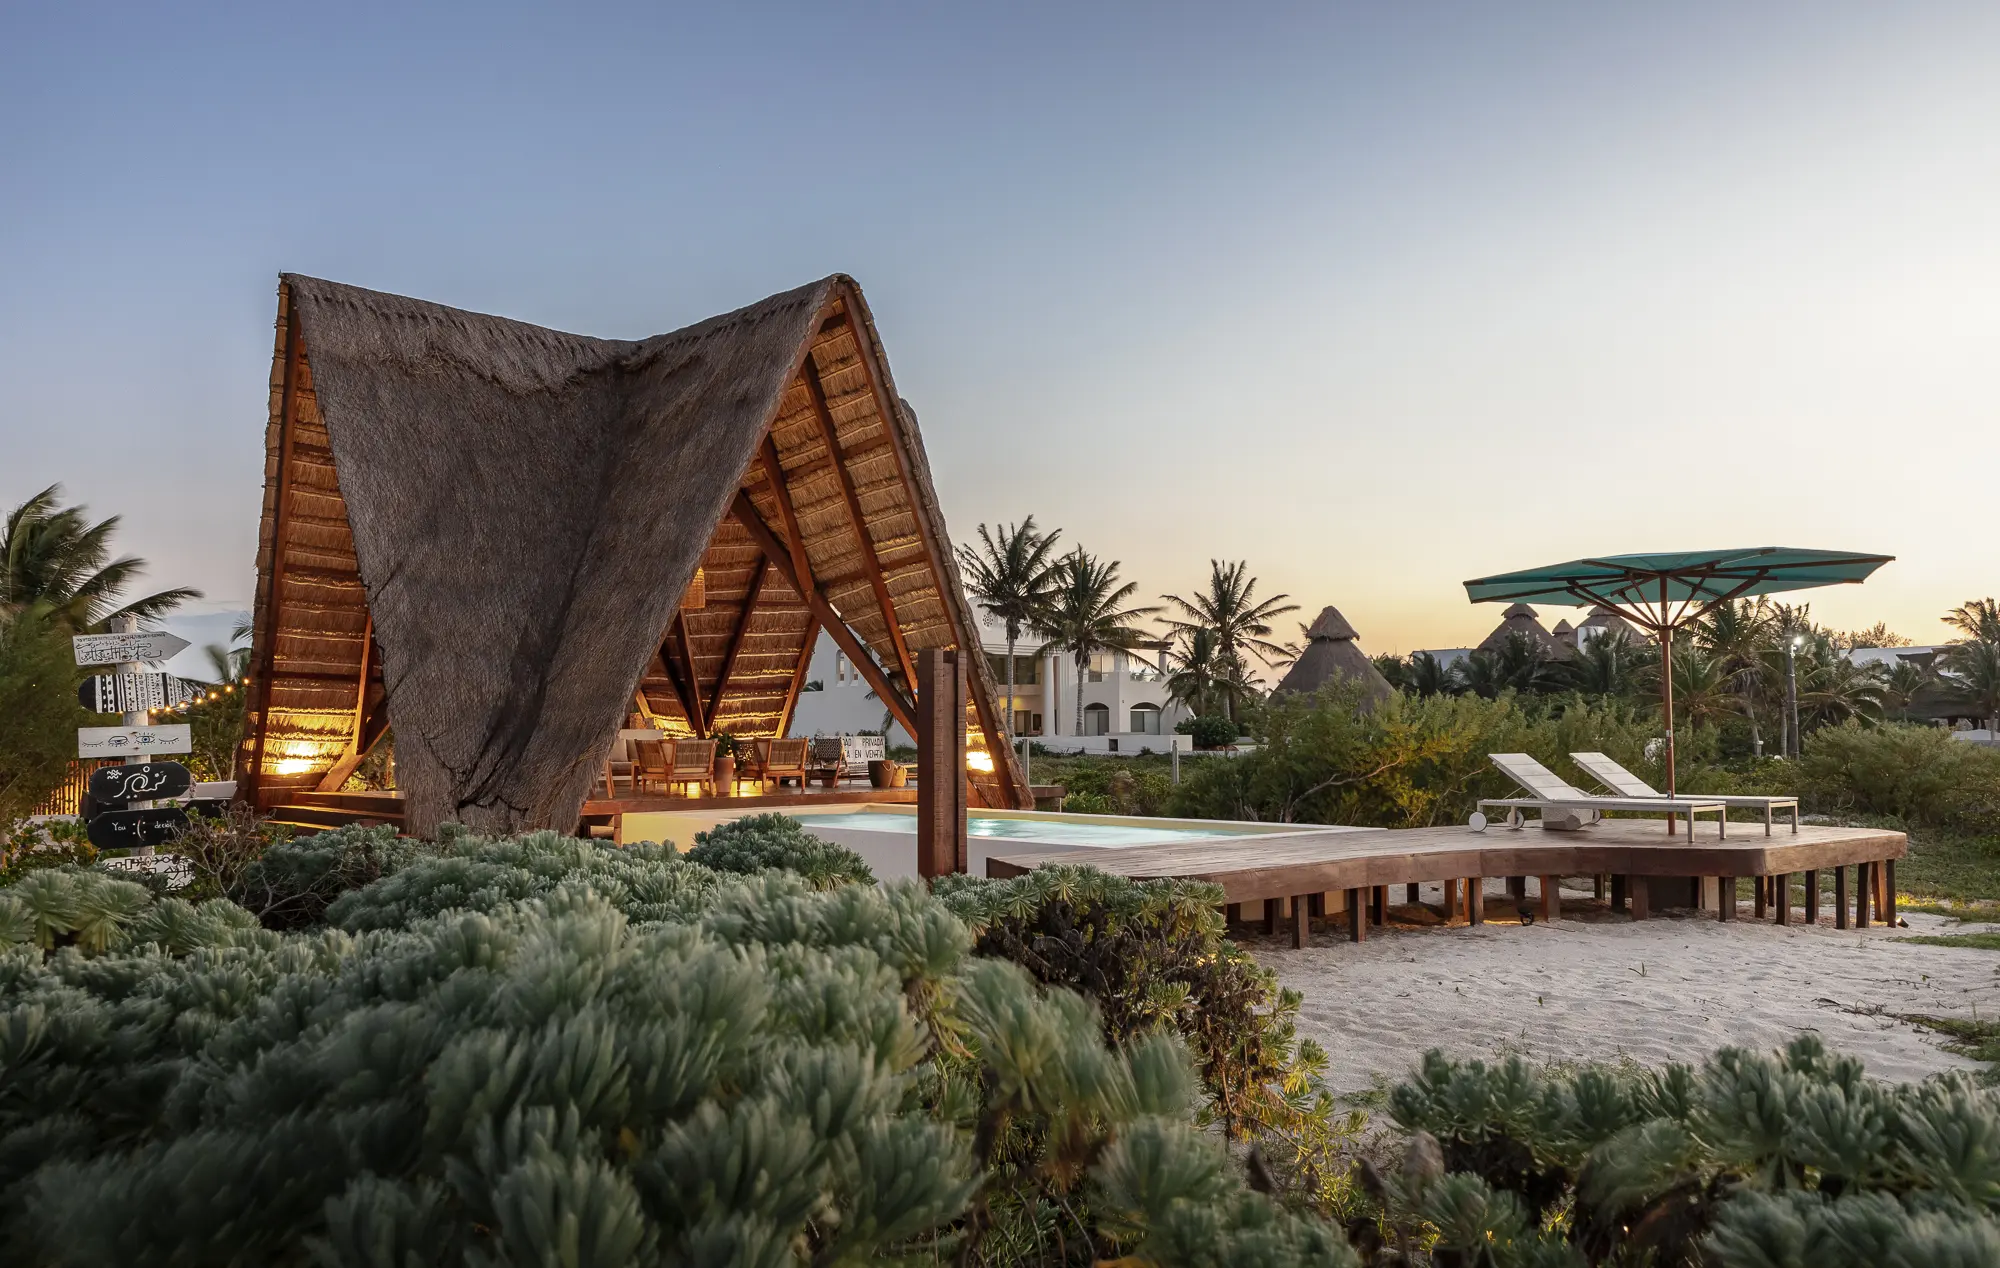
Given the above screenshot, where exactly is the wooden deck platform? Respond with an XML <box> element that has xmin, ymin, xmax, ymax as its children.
<box><xmin>987</xmin><ymin>819</ymin><xmax>1908</xmax><ymax>947</ymax></box>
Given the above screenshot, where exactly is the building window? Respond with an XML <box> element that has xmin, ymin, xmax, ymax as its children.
<box><xmin>1087</xmin><ymin>652</ymin><xmax>1113</xmax><ymax>683</ymax></box>
<box><xmin>987</xmin><ymin>654</ymin><xmax>1040</xmax><ymax>686</ymax></box>
<box><xmin>1129</xmin><ymin>703</ymin><xmax>1162</xmax><ymax>734</ymax></box>
<box><xmin>1013</xmin><ymin>710</ymin><xmax>1043</xmax><ymax>736</ymax></box>
<box><xmin>1083</xmin><ymin>703</ymin><xmax>1111</xmax><ymax>735</ymax></box>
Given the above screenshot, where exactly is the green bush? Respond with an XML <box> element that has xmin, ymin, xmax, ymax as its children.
<box><xmin>936</xmin><ymin>866</ymin><xmax>1362</xmax><ymax>1209</ymax></box>
<box><xmin>0</xmin><ymin>833</ymin><xmax>1347</xmax><ymax>1265</ymax></box>
<box><xmin>0</xmin><ymin>606</ymin><xmax>91</xmax><ymax>823</ymax></box>
<box><xmin>1800</xmin><ymin>722</ymin><xmax>2000</xmax><ymax>835</ymax></box>
<box><xmin>228</xmin><ymin>819</ymin><xmax>425</xmax><ymax>928</ymax></box>
<box><xmin>1177</xmin><ymin>714</ymin><xmax>1240</xmax><ymax>750</ymax></box>
<box><xmin>683</xmin><ymin>813</ymin><xmax>875</xmax><ymax>890</ymax></box>
<box><xmin>1371</xmin><ymin>1036</ymin><xmax>2000</xmax><ymax>1265</ymax></box>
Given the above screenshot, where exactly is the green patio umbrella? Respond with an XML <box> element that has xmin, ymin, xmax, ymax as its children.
<box><xmin>1463</xmin><ymin>547</ymin><xmax>1893</xmax><ymax>804</ymax></box>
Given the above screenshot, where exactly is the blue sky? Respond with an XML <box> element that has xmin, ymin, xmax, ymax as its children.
<box><xmin>3</xmin><ymin>2</ymin><xmax>1995</xmax><ymax>660</ymax></box>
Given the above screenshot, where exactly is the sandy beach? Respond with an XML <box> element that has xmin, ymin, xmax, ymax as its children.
<box><xmin>1252</xmin><ymin>887</ymin><xmax>2000</xmax><ymax>1095</ymax></box>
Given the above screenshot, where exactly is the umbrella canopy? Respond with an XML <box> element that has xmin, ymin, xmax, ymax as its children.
<box><xmin>1463</xmin><ymin>547</ymin><xmax>1892</xmax><ymax>808</ymax></box>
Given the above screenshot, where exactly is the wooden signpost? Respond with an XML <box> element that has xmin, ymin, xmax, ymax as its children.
<box><xmin>73</xmin><ymin>619</ymin><xmax>196</xmax><ymax>857</ymax></box>
<box><xmin>78</xmin><ymin>672</ymin><xmax>205</xmax><ymax>714</ymax></box>
<box><xmin>70</xmin><ymin>630</ymin><xmax>190</xmax><ymax>666</ymax></box>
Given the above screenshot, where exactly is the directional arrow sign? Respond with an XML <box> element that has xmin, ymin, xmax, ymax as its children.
<box><xmin>87</xmin><ymin>807</ymin><xmax>189</xmax><ymax>850</ymax></box>
<box><xmin>77</xmin><ymin>725</ymin><xmax>192</xmax><ymax>758</ymax></box>
<box><xmin>77</xmin><ymin>672</ymin><xmax>207</xmax><ymax>714</ymax></box>
<box><xmin>89</xmin><ymin>761</ymin><xmax>193</xmax><ymax>805</ymax></box>
<box><xmin>71</xmin><ymin>630</ymin><xmax>191</xmax><ymax>667</ymax></box>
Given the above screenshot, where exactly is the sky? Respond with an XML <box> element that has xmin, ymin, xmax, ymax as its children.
<box><xmin>3</xmin><ymin>1</ymin><xmax>1996</xmax><ymax>669</ymax></box>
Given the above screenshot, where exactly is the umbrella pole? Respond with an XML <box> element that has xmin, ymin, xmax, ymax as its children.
<box><xmin>1660</xmin><ymin>622</ymin><xmax>1677</xmax><ymax>832</ymax></box>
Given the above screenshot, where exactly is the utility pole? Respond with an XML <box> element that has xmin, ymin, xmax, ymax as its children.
<box><xmin>1785</xmin><ymin>635</ymin><xmax>1802</xmax><ymax>760</ymax></box>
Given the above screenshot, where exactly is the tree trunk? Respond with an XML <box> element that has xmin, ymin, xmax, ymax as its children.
<box><xmin>1075</xmin><ymin>655</ymin><xmax>1087</xmax><ymax>736</ymax></box>
<box><xmin>1003</xmin><ymin>628</ymin><xmax>1017</xmax><ymax>740</ymax></box>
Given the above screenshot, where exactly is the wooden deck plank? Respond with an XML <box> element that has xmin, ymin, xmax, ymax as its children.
<box><xmin>985</xmin><ymin>820</ymin><xmax>1907</xmax><ymax>905</ymax></box>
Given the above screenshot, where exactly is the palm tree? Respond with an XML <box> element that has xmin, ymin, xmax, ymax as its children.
<box><xmin>1665</xmin><ymin>649</ymin><xmax>1736</xmax><ymax>730</ymax></box>
<box><xmin>1880</xmin><ymin>659</ymin><xmax>1934</xmax><ymax>722</ymax></box>
<box><xmin>1695</xmin><ymin>598</ymin><xmax>1774</xmax><ymax>753</ymax></box>
<box><xmin>1</xmin><ymin>484</ymin><xmax>199</xmax><ymax>630</ymax></box>
<box><xmin>1567</xmin><ymin>630</ymin><xmax>1646</xmax><ymax>700</ymax></box>
<box><xmin>957</xmin><ymin>517</ymin><xmax>1063</xmax><ymax>738</ymax></box>
<box><xmin>1945</xmin><ymin>598</ymin><xmax>2000</xmax><ymax>645</ymax></box>
<box><xmin>1941</xmin><ymin>639</ymin><xmax>2000</xmax><ymax>733</ymax></box>
<box><xmin>1036</xmin><ymin>550</ymin><xmax>1160</xmax><ymax>736</ymax></box>
<box><xmin>1160</xmin><ymin>560</ymin><xmax>1299</xmax><ymax>722</ymax></box>
<box><xmin>1404</xmin><ymin>651</ymin><xmax>1456</xmax><ymax>698</ymax></box>
<box><xmin>1793</xmin><ymin>633</ymin><xmax>1886</xmax><ymax>732</ymax></box>
<box><xmin>1165</xmin><ymin>625</ymin><xmax>1250</xmax><ymax>717</ymax></box>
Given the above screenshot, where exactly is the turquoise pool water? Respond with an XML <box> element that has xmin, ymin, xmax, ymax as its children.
<box><xmin>788</xmin><ymin>813</ymin><xmax>1245</xmax><ymax>848</ymax></box>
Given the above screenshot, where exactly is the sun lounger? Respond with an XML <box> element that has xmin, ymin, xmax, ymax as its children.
<box><xmin>1477</xmin><ymin>753</ymin><xmax>1728</xmax><ymax>836</ymax></box>
<box><xmin>1570</xmin><ymin>751</ymin><xmax>1798</xmax><ymax>835</ymax></box>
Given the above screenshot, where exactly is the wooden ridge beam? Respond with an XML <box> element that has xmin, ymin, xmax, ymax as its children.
<box><xmin>800</xmin><ymin>351</ymin><xmax>919</xmax><ymax>693</ymax></box>
<box><xmin>673</xmin><ymin>614</ymin><xmax>706</xmax><ymax>738</ymax></box>
<box><xmin>705</xmin><ymin>558</ymin><xmax>768</xmax><ymax>732</ymax></box>
<box><xmin>730</xmin><ymin>489</ymin><xmax>918</xmax><ymax>738</ymax></box>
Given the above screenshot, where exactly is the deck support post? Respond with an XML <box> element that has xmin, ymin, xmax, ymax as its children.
<box><xmin>915</xmin><ymin>648</ymin><xmax>967</xmax><ymax>878</ymax></box>
<box><xmin>1293</xmin><ymin>895</ymin><xmax>1311</xmax><ymax>949</ymax></box>
<box><xmin>1538</xmin><ymin>876</ymin><xmax>1559</xmax><ymax>922</ymax></box>
<box><xmin>1718</xmin><ymin>877</ymin><xmax>1734</xmax><ymax>921</ymax></box>
<box><xmin>1466</xmin><ymin>878</ymin><xmax>1484</xmax><ymax>926</ymax></box>
<box><xmin>1611</xmin><ymin>874</ymin><xmax>1626</xmax><ymax>912</ymax></box>
<box><xmin>1753</xmin><ymin>876</ymin><xmax>1767</xmax><ymax>920</ymax></box>
<box><xmin>1443</xmin><ymin>878</ymin><xmax>1459</xmax><ymax>922</ymax></box>
<box><xmin>1835</xmin><ymin>867</ymin><xmax>1850</xmax><ymax>929</ymax></box>
<box><xmin>1371</xmin><ymin>885</ymin><xmax>1387</xmax><ymax>926</ymax></box>
<box><xmin>1225</xmin><ymin>903</ymin><xmax>1240</xmax><ymax>927</ymax></box>
<box><xmin>1346</xmin><ymin>889</ymin><xmax>1364</xmax><ymax>943</ymax></box>
<box><xmin>1507</xmin><ymin>876</ymin><xmax>1527</xmax><ymax>900</ymax></box>
<box><xmin>1803</xmin><ymin>870</ymin><xmax>1819</xmax><ymax>925</ymax></box>
<box><xmin>1883</xmin><ymin>860</ymin><xmax>1896</xmax><ymax>924</ymax></box>
<box><xmin>1264</xmin><ymin>898</ymin><xmax>1280</xmax><ymax>935</ymax></box>
<box><xmin>1774</xmin><ymin>874</ymin><xmax>1791</xmax><ymax>926</ymax></box>
<box><xmin>1406</xmin><ymin>882</ymin><xmax>1420</xmax><ymax>904</ymax></box>
<box><xmin>1594</xmin><ymin>874</ymin><xmax>1607</xmax><ymax>900</ymax></box>
<box><xmin>1856</xmin><ymin>862</ymin><xmax>1872</xmax><ymax>928</ymax></box>
<box><xmin>1629</xmin><ymin>876</ymin><xmax>1650</xmax><ymax>921</ymax></box>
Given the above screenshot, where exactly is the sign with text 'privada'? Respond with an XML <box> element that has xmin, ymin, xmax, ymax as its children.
<box><xmin>78</xmin><ymin>672</ymin><xmax>205</xmax><ymax>714</ymax></box>
<box><xmin>76</xmin><ymin>725</ymin><xmax>192</xmax><ymax>759</ymax></box>
<box><xmin>70</xmin><ymin>630</ymin><xmax>191</xmax><ymax>667</ymax></box>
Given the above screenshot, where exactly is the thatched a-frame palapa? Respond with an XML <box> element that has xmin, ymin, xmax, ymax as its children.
<box><xmin>1475</xmin><ymin>602</ymin><xmax>1569</xmax><ymax>660</ymax></box>
<box><xmin>237</xmin><ymin>274</ymin><xmax>1032</xmax><ymax>837</ymax></box>
<box><xmin>1272</xmin><ymin>606</ymin><xmax>1395</xmax><ymax>709</ymax></box>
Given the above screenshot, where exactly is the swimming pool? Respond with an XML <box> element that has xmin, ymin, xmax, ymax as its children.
<box><xmin>789</xmin><ymin>812</ymin><xmax>1244</xmax><ymax>849</ymax></box>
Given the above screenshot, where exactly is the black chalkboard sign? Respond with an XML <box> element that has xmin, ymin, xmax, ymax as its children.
<box><xmin>88</xmin><ymin>761</ymin><xmax>192</xmax><ymax>805</ymax></box>
<box><xmin>86</xmin><ymin>807</ymin><xmax>190</xmax><ymax>850</ymax></box>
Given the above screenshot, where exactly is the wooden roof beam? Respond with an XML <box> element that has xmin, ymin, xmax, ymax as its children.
<box><xmin>730</xmin><ymin>490</ymin><xmax>917</xmax><ymax>738</ymax></box>
<box><xmin>242</xmin><ymin>293</ymin><xmax>305</xmax><ymax>805</ymax></box>
<box><xmin>800</xmin><ymin>351</ymin><xmax>918</xmax><ymax>692</ymax></box>
<box><xmin>673</xmin><ymin>614</ymin><xmax>706</xmax><ymax>738</ymax></box>
<box><xmin>315</xmin><ymin>617</ymin><xmax>377</xmax><ymax>792</ymax></box>
<box><xmin>704</xmin><ymin>557</ymin><xmax>768</xmax><ymax>733</ymax></box>
<box><xmin>759</xmin><ymin>436</ymin><xmax>814</xmax><ymax>600</ymax></box>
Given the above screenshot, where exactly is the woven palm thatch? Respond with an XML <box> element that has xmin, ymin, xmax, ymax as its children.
<box><xmin>1476</xmin><ymin>602</ymin><xmax>1568</xmax><ymax>660</ymax></box>
<box><xmin>240</xmin><ymin>274</ymin><xmax>1029</xmax><ymax>836</ymax></box>
<box><xmin>1272</xmin><ymin>606</ymin><xmax>1394</xmax><ymax>709</ymax></box>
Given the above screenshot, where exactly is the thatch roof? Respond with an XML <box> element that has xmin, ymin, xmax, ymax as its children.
<box><xmin>1578</xmin><ymin>605</ymin><xmax>1648</xmax><ymax>644</ymax></box>
<box><xmin>1476</xmin><ymin>602</ymin><xmax>1569</xmax><ymax>659</ymax></box>
<box><xmin>239</xmin><ymin>274</ymin><xmax>1030</xmax><ymax>836</ymax></box>
<box><xmin>1273</xmin><ymin>606</ymin><xmax>1394</xmax><ymax>708</ymax></box>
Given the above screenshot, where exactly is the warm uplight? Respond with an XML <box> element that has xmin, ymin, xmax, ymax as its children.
<box><xmin>966</xmin><ymin>751</ymin><xmax>995</xmax><ymax>773</ymax></box>
<box><xmin>272</xmin><ymin>758</ymin><xmax>314</xmax><ymax>775</ymax></box>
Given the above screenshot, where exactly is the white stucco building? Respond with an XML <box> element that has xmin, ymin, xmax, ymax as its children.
<box><xmin>786</xmin><ymin>613</ymin><xmax>1194</xmax><ymax>754</ymax></box>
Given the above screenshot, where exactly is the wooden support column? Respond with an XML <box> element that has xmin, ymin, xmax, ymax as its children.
<box><xmin>1264</xmin><ymin>898</ymin><xmax>1281</xmax><ymax>935</ymax></box>
<box><xmin>316</xmin><ymin>618</ymin><xmax>378</xmax><ymax>793</ymax></box>
<box><xmin>1804</xmin><ymin>869</ymin><xmax>1820</xmax><ymax>925</ymax></box>
<box><xmin>1293</xmin><ymin>895</ymin><xmax>1312</xmax><ymax>949</ymax></box>
<box><xmin>1611</xmin><ymin>874</ymin><xmax>1627</xmax><ymax>912</ymax></box>
<box><xmin>1371</xmin><ymin>885</ymin><xmax>1387</xmax><ymax>925</ymax></box>
<box><xmin>1883</xmin><ymin>860</ymin><xmax>1896</xmax><ymax>924</ymax></box>
<box><xmin>1225</xmin><ymin>903</ymin><xmax>1240</xmax><ymax>927</ymax></box>
<box><xmin>673</xmin><ymin>615</ymin><xmax>706</xmax><ymax>738</ymax></box>
<box><xmin>776</xmin><ymin>615</ymin><xmax>819</xmax><ymax>738</ymax></box>
<box><xmin>1835</xmin><ymin>866</ymin><xmax>1850</xmax><ymax>929</ymax></box>
<box><xmin>1593</xmin><ymin>874</ymin><xmax>1607</xmax><ymax>901</ymax></box>
<box><xmin>1774</xmin><ymin>874</ymin><xmax>1791</xmax><ymax>926</ymax></box>
<box><xmin>915</xmin><ymin>648</ymin><xmax>967</xmax><ymax>878</ymax></box>
<box><xmin>1753</xmin><ymin>875</ymin><xmax>1767</xmax><ymax>920</ymax></box>
<box><xmin>1856</xmin><ymin>862</ymin><xmax>1872</xmax><ymax>928</ymax></box>
<box><xmin>1466</xmin><ymin>877</ymin><xmax>1485</xmax><ymax>925</ymax></box>
<box><xmin>1717</xmin><ymin>876</ymin><xmax>1735</xmax><ymax>921</ymax></box>
<box><xmin>1507</xmin><ymin>876</ymin><xmax>1527</xmax><ymax>900</ymax></box>
<box><xmin>1538</xmin><ymin>876</ymin><xmax>1560</xmax><ymax>922</ymax></box>
<box><xmin>1346</xmin><ymin>889</ymin><xmax>1365</xmax><ymax>943</ymax></box>
<box><xmin>1629</xmin><ymin>876</ymin><xmax>1651</xmax><ymax>921</ymax></box>
<box><xmin>1406</xmin><ymin>882</ymin><xmax>1421</xmax><ymax>904</ymax></box>
<box><xmin>1443</xmin><ymin>878</ymin><xmax>1460</xmax><ymax>922</ymax></box>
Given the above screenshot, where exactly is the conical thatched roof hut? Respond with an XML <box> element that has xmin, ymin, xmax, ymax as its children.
<box><xmin>1578</xmin><ymin>604</ymin><xmax>1648</xmax><ymax>646</ymax></box>
<box><xmin>237</xmin><ymin>274</ymin><xmax>1031</xmax><ymax>836</ymax></box>
<box><xmin>1272</xmin><ymin>606</ymin><xmax>1395</xmax><ymax>709</ymax></box>
<box><xmin>1476</xmin><ymin>602</ymin><xmax>1569</xmax><ymax>660</ymax></box>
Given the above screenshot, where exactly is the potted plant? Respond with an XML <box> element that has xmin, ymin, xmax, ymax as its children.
<box><xmin>712</xmin><ymin>732</ymin><xmax>739</xmax><ymax>794</ymax></box>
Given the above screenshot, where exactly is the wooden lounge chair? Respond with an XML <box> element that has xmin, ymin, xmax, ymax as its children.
<box><xmin>631</xmin><ymin>736</ymin><xmax>672</xmax><ymax>795</ymax></box>
<box><xmin>1570</xmin><ymin>751</ymin><xmax>1799</xmax><ymax>835</ymax></box>
<box><xmin>602</xmin><ymin>738</ymin><xmax>638</xmax><ymax>799</ymax></box>
<box><xmin>1477</xmin><ymin>753</ymin><xmax>1729</xmax><ymax>837</ymax></box>
<box><xmin>665</xmin><ymin>739</ymin><xmax>717</xmax><ymax>798</ymax></box>
<box><xmin>750</xmin><ymin>737</ymin><xmax>809</xmax><ymax>791</ymax></box>
<box><xmin>807</xmin><ymin>736</ymin><xmax>847</xmax><ymax>787</ymax></box>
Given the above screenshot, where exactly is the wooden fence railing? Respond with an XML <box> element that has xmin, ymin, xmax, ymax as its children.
<box><xmin>29</xmin><ymin>761</ymin><xmax>113</xmax><ymax>817</ymax></box>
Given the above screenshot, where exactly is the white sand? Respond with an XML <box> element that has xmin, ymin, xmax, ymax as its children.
<box><xmin>1257</xmin><ymin>891</ymin><xmax>2000</xmax><ymax>1094</ymax></box>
